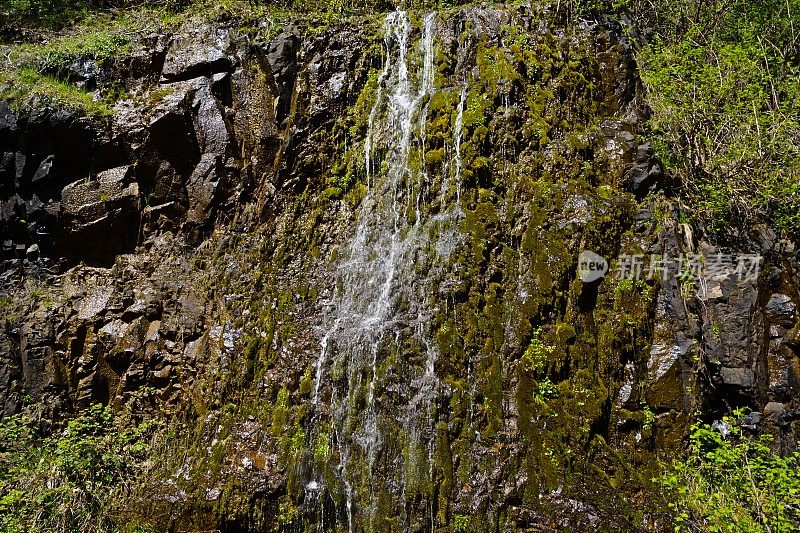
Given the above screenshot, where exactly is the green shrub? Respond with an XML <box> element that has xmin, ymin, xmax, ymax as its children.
<box><xmin>0</xmin><ymin>404</ymin><xmax>163</xmax><ymax>532</ymax></box>
<box><xmin>534</xmin><ymin>377</ymin><xmax>560</xmax><ymax>401</ymax></box>
<box><xmin>522</xmin><ymin>327</ymin><xmax>555</xmax><ymax>374</ymax></box>
<box><xmin>453</xmin><ymin>513</ymin><xmax>469</xmax><ymax>532</ymax></box>
<box><xmin>659</xmin><ymin>409</ymin><xmax>800</xmax><ymax>532</ymax></box>
<box><xmin>639</xmin><ymin>0</ymin><xmax>800</xmax><ymax>236</ymax></box>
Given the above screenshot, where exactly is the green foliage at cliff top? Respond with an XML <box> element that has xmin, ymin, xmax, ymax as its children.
<box><xmin>0</xmin><ymin>0</ymin><xmax>473</xmax><ymax>37</ymax></box>
<box><xmin>639</xmin><ymin>0</ymin><xmax>800</xmax><ymax>238</ymax></box>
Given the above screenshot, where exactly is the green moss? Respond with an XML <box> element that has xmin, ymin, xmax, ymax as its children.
<box><xmin>424</xmin><ymin>148</ymin><xmax>446</xmax><ymax>166</ymax></box>
<box><xmin>277</xmin><ymin>496</ymin><xmax>300</xmax><ymax>525</ymax></box>
<box><xmin>271</xmin><ymin>385</ymin><xmax>290</xmax><ymax>438</ymax></box>
<box><xmin>476</xmin><ymin>40</ymin><xmax>521</xmax><ymax>98</ymax></box>
<box><xmin>298</xmin><ymin>365</ymin><xmax>313</xmax><ymax>397</ymax></box>
<box><xmin>144</xmin><ymin>87</ymin><xmax>176</xmax><ymax>106</ymax></box>
<box><xmin>461</xmin><ymin>90</ymin><xmax>488</xmax><ymax>130</ymax></box>
<box><xmin>453</xmin><ymin>513</ymin><xmax>469</xmax><ymax>532</ymax></box>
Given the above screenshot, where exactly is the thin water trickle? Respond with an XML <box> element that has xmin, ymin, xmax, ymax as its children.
<box><xmin>453</xmin><ymin>83</ymin><xmax>468</xmax><ymax>207</ymax></box>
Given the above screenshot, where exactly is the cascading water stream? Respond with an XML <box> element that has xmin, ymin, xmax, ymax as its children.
<box><xmin>453</xmin><ymin>84</ymin><xmax>467</xmax><ymax>207</ymax></box>
<box><xmin>308</xmin><ymin>11</ymin><xmax>466</xmax><ymax>531</ymax></box>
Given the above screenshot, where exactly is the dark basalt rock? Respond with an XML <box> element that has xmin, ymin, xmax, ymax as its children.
<box><xmin>719</xmin><ymin>366</ymin><xmax>756</xmax><ymax>389</ymax></box>
<box><xmin>160</xmin><ymin>29</ymin><xmax>236</xmax><ymax>82</ymax></box>
<box><xmin>625</xmin><ymin>142</ymin><xmax>665</xmax><ymax>198</ymax></box>
<box><xmin>185</xmin><ymin>152</ymin><xmax>222</xmax><ymax>227</ymax></box>
<box><xmin>766</xmin><ymin>293</ymin><xmax>797</xmax><ymax>328</ymax></box>
<box><xmin>58</xmin><ymin>165</ymin><xmax>140</xmax><ymax>265</ymax></box>
<box><xmin>0</xmin><ymin>101</ymin><xmax>17</xmax><ymax>145</ymax></box>
<box><xmin>146</xmin><ymin>87</ymin><xmax>201</xmax><ymax>176</ymax></box>
<box><xmin>191</xmin><ymin>79</ymin><xmax>232</xmax><ymax>156</ymax></box>
<box><xmin>264</xmin><ymin>32</ymin><xmax>300</xmax><ymax>123</ymax></box>
<box><xmin>68</xmin><ymin>58</ymin><xmax>101</xmax><ymax>90</ymax></box>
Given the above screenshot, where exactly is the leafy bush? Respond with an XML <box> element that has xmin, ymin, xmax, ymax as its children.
<box><xmin>0</xmin><ymin>405</ymin><xmax>163</xmax><ymax>532</ymax></box>
<box><xmin>639</xmin><ymin>0</ymin><xmax>800</xmax><ymax>236</ymax></box>
<box><xmin>659</xmin><ymin>410</ymin><xmax>800</xmax><ymax>532</ymax></box>
<box><xmin>453</xmin><ymin>513</ymin><xmax>469</xmax><ymax>532</ymax></box>
<box><xmin>534</xmin><ymin>377</ymin><xmax>560</xmax><ymax>401</ymax></box>
<box><xmin>523</xmin><ymin>327</ymin><xmax>555</xmax><ymax>373</ymax></box>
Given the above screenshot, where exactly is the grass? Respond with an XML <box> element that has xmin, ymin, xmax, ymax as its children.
<box><xmin>9</xmin><ymin>30</ymin><xmax>132</xmax><ymax>67</ymax></box>
<box><xmin>0</xmin><ymin>5</ymin><xmax>154</xmax><ymax>116</ymax></box>
<box><xmin>0</xmin><ymin>67</ymin><xmax>112</xmax><ymax>115</ymax></box>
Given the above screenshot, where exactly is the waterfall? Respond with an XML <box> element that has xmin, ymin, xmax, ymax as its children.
<box><xmin>309</xmin><ymin>11</ymin><xmax>464</xmax><ymax>530</ymax></box>
<box><xmin>453</xmin><ymin>84</ymin><xmax>467</xmax><ymax>206</ymax></box>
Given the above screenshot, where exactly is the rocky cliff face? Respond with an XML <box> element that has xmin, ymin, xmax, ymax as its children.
<box><xmin>2</xmin><ymin>4</ymin><xmax>800</xmax><ymax>531</ymax></box>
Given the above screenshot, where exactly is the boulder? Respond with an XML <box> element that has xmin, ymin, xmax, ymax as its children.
<box><xmin>192</xmin><ymin>80</ymin><xmax>230</xmax><ymax>156</ymax></box>
<box><xmin>14</xmin><ymin>152</ymin><xmax>26</xmax><ymax>188</ymax></box>
<box><xmin>624</xmin><ymin>142</ymin><xmax>665</xmax><ymax>199</ymax></box>
<box><xmin>68</xmin><ymin>58</ymin><xmax>100</xmax><ymax>90</ymax></box>
<box><xmin>147</xmin><ymin>88</ymin><xmax>200</xmax><ymax>176</ymax></box>
<box><xmin>25</xmin><ymin>244</ymin><xmax>39</xmax><ymax>260</ymax></box>
<box><xmin>765</xmin><ymin>293</ymin><xmax>796</xmax><ymax>327</ymax></box>
<box><xmin>265</xmin><ymin>32</ymin><xmax>299</xmax><ymax>85</ymax></box>
<box><xmin>31</xmin><ymin>155</ymin><xmax>54</xmax><ymax>184</ymax></box>
<box><xmin>59</xmin><ymin>166</ymin><xmax>140</xmax><ymax>265</ymax></box>
<box><xmin>702</xmin><ymin>264</ymin><xmax>761</xmax><ymax>369</ymax></box>
<box><xmin>719</xmin><ymin>367</ymin><xmax>755</xmax><ymax>389</ymax></box>
<box><xmin>764</xmin><ymin>401</ymin><xmax>785</xmax><ymax>417</ymax></box>
<box><xmin>161</xmin><ymin>30</ymin><xmax>235</xmax><ymax>82</ymax></box>
<box><xmin>0</xmin><ymin>101</ymin><xmax>17</xmax><ymax>145</ymax></box>
<box><xmin>0</xmin><ymin>194</ymin><xmax>22</xmax><ymax>222</ymax></box>
<box><xmin>264</xmin><ymin>32</ymin><xmax>299</xmax><ymax>122</ymax></box>
<box><xmin>150</xmin><ymin>159</ymin><xmax>188</xmax><ymax>208</ymax></box>
<box><xmin>646</xmin><ymin>339</ymin><xmax>691</xmax><ymax>410</ymax></box>
<box><xmin>186</xmin><ymin>153</ymin><xmax>221</xmax><ymax>225</ymax></box>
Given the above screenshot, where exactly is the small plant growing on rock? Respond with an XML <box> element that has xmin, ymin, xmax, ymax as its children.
<box><xmin>523</xmin><ymin>327</ymin><xmax>554</xmax><ymax>374</ymax></box>
<box><xmin>534</xmin><ymin>377</ymin><xmax>560</xmax><ymax>401</ymax></box>
<box><xmin>453</xmin><ymin>513</ymin><xmax>469</xmax><ymax>532</ymax></box>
